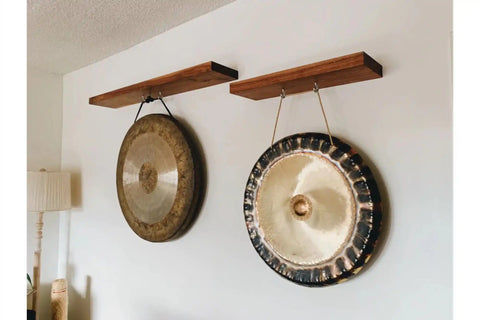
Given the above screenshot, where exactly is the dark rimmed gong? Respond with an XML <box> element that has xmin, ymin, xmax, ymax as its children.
<box><xmin>117</xmin><ymin>114</ymin><xmax>202</xmax><ymax>242</ymax></box>
<box><xmin>243</xmin><ymin>133</ymin><xmax>382</xmax><ymax>286</ymax></box>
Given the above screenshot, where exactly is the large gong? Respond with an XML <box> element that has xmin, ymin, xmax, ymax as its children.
<box><xmin>243</xmin><ymin>133</ymin><xmax>382</xmax><ymax>286</ymax></box>
<box><xmin>117</xmin><ymin>114</ymin><xmax>202</xmax><ymax>242</ymax></box>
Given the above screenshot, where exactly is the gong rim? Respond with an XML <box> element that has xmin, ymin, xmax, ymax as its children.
<box><xmin>243</xmin><ymin>133</ymin><xmax>382</xmax><ymax>286</ymax></box>
<box><xmin>117</xmin><ymin>114</ymin><xmax>203</xmax><ymax>242</ymax></box>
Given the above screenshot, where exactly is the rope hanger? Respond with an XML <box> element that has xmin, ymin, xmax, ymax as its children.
<box><xmin>134</xmin><ymin>92</ymin><xmax>174</xmax><ymax>123</ymax></box>
<box><xmin>270</xmin><ymin>82</ymin><xmax>334</xmax><ymax>146</ymax></box>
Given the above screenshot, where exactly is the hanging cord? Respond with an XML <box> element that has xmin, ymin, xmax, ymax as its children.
<box><xmin>158</xmin><ymin>95</ymin><xmax>174</xmax><ymax>119</ymax></box>
<box><xmin>134</xmin><ymin>93</ymin><xmax>174</xmax><ymax>123</ymax></box>
<box><xmin>313</xmin><ymin>83</ymin><xmax>334</xmax><ymax>145</ymax></box>
<box><xmin>271</xmin><ymin>89</ymin><xmax>286</xmax><ymax>146</ymax></box>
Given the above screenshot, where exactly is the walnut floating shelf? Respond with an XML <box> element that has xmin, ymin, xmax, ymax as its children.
<box><xmin>230</xmin><ymin>52</ymin><xmax>382</xmax><ymax>100</ymax></box>
<box><xmin>89</xmin><ymin>61</ymin><xmax>238</xmax><ymax>108</ymax></box>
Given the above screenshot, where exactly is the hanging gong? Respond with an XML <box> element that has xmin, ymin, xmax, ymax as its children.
<box><xmin>244</xmin><ymin>133</ymin><xmax>382</xmax><ymax>286</ymax></box>
<box><xmin>116</xmin><ymin>114</ymin><xmax>202</xmax><ymax>242</ymax></box>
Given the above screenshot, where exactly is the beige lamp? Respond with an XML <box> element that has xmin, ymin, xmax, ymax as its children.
<box><xmin>27</xmin><ymin>169</ymin><xmax>71</xmax><ymax>319</ymax></box>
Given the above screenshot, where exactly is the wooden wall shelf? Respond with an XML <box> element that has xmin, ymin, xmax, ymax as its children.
<box><xmin>229</xmin><ymin>52</ymin><xmax>382</xmax><ymax>100</ymax></box>
<box><xmin>89</xmin><ymin>61</ymin><xmax>238</xmax><ymax>108</ymax></box>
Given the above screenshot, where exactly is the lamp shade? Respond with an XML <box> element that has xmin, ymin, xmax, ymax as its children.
<box><xmin>27</xmin><ymin>171</ymin><xmax>71</xmax><ymax>212</ymax></box>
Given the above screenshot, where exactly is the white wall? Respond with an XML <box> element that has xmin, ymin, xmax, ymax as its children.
<box><xmin>61</xmin><ymin>0</ymin><xmax>452</xmax><ymax>319</ymax></box>
<box><xmin>27</xmin><ymin>68</ymin><xmax>63</xmax><ymax>171</ymax></box>
<box><xmin>27</xmin><ymin>67</ymin><xmax>63</xmax><ymax>319</ymax></box>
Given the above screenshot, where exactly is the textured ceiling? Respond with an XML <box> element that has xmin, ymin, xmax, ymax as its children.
<box><xmin>27</xmin><ymin>0</ymin><xmax>234</xmax><ymax>74</ymax></box>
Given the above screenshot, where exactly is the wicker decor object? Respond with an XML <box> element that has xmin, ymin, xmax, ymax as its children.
<box><xmin>51</xmin><ymin>279</ymin><xmax>68</xmax><ymax>320</ymax></box>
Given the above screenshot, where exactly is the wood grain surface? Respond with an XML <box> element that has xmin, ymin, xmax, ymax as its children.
<box><xmin>89</xmin><ymin>61</ymin><xmax>238</xmax><ymax>108</ymax></box>
<box><xmin>230</xmin><ymin>52</ymin><xmax>382</xmax><ymax>100</ymax></box>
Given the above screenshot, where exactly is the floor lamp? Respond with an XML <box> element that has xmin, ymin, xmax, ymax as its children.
<box><xmin>27</xmin><ymin>169</ymin><xmax>71</xmax><ymax>320</ymax></box>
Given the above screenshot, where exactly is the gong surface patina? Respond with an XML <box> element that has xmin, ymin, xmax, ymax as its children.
<box><xmin>257</xmin><ymin>152</ymin><xmax>357</xmax><ymax>266</ymax></box>
<box><xmin>117</xmin><ymin>114</ymin><xmax>202</xmax><ymax>242</ymax></box>
<box><xmin>122</xmin><ymin>132</ymin><xmax>178</xmax><ymax>224</ymax></box>
<box><xmin>244</xmin><ymin>133</ymin><xmax>382</xmax><ymax>286</ymax></box>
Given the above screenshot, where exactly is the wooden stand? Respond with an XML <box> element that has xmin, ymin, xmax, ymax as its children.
<box><xmin>230</xmin><ymin>52</ymin><xmax>382</xmax><ymax>100</ymax></box>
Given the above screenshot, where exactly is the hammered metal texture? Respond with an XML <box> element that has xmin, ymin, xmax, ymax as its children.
<box><xmin>117</xmin><ymin>114</ymin><xmax>202</xmax><ymax>242</ymax></box>
<box><xmin>243</xmin><ymin>133</ymin><xmax>382</xmax><ymax>286</ymax></box>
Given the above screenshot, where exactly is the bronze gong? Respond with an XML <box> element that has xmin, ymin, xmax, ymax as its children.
<box><xmin>243</xmin><ymin>133</ymin><xmax>382</xmax><ymax>286</ymax></box>
<box><xmin>117</xmin><ymin>114</ymin><xmax>202</xmax><ymax>242</ymax></box>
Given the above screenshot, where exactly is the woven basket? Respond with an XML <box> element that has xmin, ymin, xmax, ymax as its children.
<box><xmin>51</xmin><ymin>279</ymin><xmax>68</xmax><ymax>320</ymax></box>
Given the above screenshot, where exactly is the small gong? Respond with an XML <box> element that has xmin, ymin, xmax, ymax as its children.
<box><xmin>243</xmin><ymin>133</ymin><xmax>382</xmax><ymax>286</ymax></box>
<box><xmin>117</xmin><ymin>114</ymin><xmax>202</xmax><ymax>242</ymax></box>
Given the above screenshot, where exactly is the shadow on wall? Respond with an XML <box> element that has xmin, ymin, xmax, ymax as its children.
<box><xmin>68</xmin><ymin>265</ymin><xmax>91</xmax><ymax>320</ymax></box>
<box><xmin>336</xmin><ymin>135</ymin><xmax>391</xmax><ymax>279</ymax></box>
<box><xmin>36</xmin><ymin>283</ymin><xmax>53</xmax><ymax>320</ymax></box>
<box><xmin>70</xmin><ymin>171</ymin><xmax>82</xmax><ymax>209</ymax></box>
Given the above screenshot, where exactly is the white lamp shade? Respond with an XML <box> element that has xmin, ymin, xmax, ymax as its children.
<box><xmin>27</xmin><ymin>171</ymin><xmax>72</xmax><ymax>212</ymax></box>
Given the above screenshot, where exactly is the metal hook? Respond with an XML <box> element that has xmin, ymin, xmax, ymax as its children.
<box><xmin>313</xmin><ymin>82</ymin><xmax>319</xmax><ymax>93</ymax></box>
